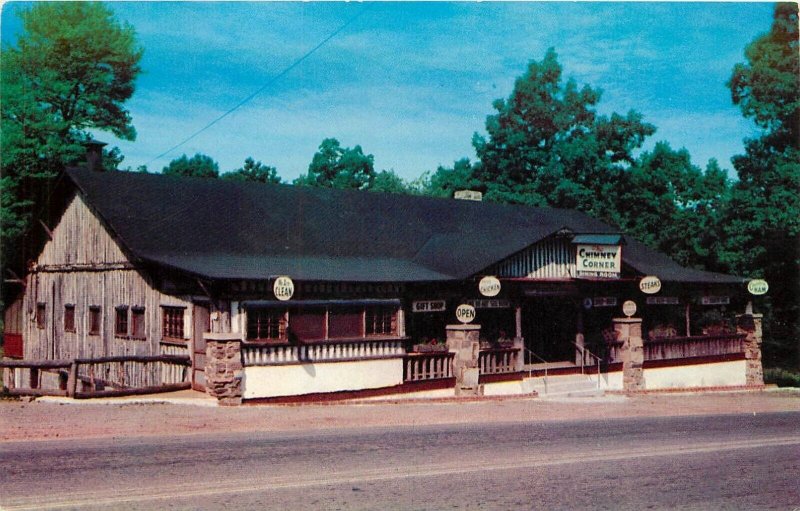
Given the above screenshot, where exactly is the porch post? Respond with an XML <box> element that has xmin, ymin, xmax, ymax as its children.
<box><xmin>575</xmin><ymin>307</ymin><xmax>585</xmax><ymax>366</ymax></box>
<box><xmin>446</xmin><ymin>324</ymin><xmax>481</xmax><ymax>396</ymax></box>
<box><xmin>736</xmin><ymin>312</ymin><xmax>764</xmax><ymax>386</ymax></box>
<box><xmin>514</xmin><ymin>306</ymin><xmax>522</xmax><ymax>339</ymax></box>
<box><xmin>204</xmin><ymin>332</ymin><xmax>243</xmax><ymax>405</ymax></box>
<box><xmin>613</xmin><ymin>317</ymin><xmax>645</xmax><ymax>391</ymax></box>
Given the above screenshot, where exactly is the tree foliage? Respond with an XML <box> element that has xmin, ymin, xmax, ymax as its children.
<box><xmin>223</xmin><ymin>157</ymin><xmax>281</xmax><ymax>184</ymax></box>
<box><xmin>162</xmin><ymin>153</ymin><xmax>220</xmax><ymax>179</ymax></box>
<box><xmin>616</xmin><ymin>144</ymin><xmax>729</xmax><ymax>269</ymax></box>
<box><xmin>470</xmin><ymin>48</ymin><xmax>655</xmax><ymax>224</ymax></box>
<box><xmin>722</xmin><ymin>3</ymin><xmax>800</xmax><ymax>368</ymax></box>
<box><xmin>295</xmin><ymin>138</ymin><xmax>375</xmax><ymax>190</ymax></box>
<box><xmin>1</xmin><ymin>1</ymin><xmax>142</xmax><ymax>273</ymax></box>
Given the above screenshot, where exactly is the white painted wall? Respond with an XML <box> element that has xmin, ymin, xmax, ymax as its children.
<box><xmin>644</xmin><ymin>360</ymin><xmax>747</xmax><ymax>389</ymax></box>
<box><xmin>242</xmin><ymin>358</ymin><xmax>404</xmax><ymax>399</ymax></box>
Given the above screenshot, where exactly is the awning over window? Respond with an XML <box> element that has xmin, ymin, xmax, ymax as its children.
<box><xmin>571</xmin><ymin>234</ymin><xmax>624</xmax><ymax>245</ymax></box>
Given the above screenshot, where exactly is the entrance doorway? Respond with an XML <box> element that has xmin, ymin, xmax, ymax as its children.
<box><xmin>191</xmin><ymin>303</ymin><xmax>210</xmax><ymax>391</ymax></box>
<box><xmin>523</xmin><ymin>299</ymin><xmax>576</xmax><ymax>362</ymax></box>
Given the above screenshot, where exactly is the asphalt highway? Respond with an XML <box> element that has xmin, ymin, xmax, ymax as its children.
<box><xmin>1</xmin><ymin>412</ymin><xmax>798</xmax><ymax>510</ymax></box>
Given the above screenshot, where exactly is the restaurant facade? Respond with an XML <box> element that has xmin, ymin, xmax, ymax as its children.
<box><xmin>1</xmin><ymin>163</ymin><xmax>766</xmax><ymax>403</ymax></box>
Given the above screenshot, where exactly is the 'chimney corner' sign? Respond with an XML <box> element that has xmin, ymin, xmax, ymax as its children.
<box><xmin>576</xmin><ymin>244</ymin><xmax>622</xmax><ymax>279</ymax></box>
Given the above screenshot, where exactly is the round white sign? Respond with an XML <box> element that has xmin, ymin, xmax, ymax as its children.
<box><xmin>478</xmin><ymin>276</ymin><xmax>501</xmax><ymax>297</ymax></box>
<box><xmin>273</xmin><ymin>276</ymin><xmax>294</xmax><ymax>301</ymax></box>
<box><xmin>455</xmin><ymin>304</ymin><xmax>476</xmax><ymax>324</ymax></box>
<box><xmin>622</xmin><ymin>300</ymin><xmax>637</xmax><ymax>317</ymax></box>
<box><xmin>747</xmin><ymin>279</ymin><xmax>768</xmax><ymax>296</ymax></box>
<box><xmin>639</xmin><ymin>275</ymin><xmax>662</xmax><ymax>295</ymax></box>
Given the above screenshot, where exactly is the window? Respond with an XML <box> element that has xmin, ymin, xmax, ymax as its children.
<box><xmin>115</xmin><ymin>306</ymin><xmax>129</xmax><ymax>336</ymax></box>
<box><xmin>64</xmin><ymin>304</ymin><xmax>76</xmax><ymax>332</ymax></box>
<box><xmin>247</xmin><ymin>308</ymin><xmax>286</xmax><ymax>342</ymax></box>
<box><xmin>89</xmin><ymin>306</ymin><xmax>101</xmax><ymax>335</ymax></box>
<box><xmin>131</xmin><ymin>307</ymin><xmax>146</xmax><ymax>339</ymax></box>
<box><xmin>366</xmin><ymin>306</ymin><xmax>396</xmax><ymax>336</ymax></box>
<box><xmin>328</xmin><ymin>307</ymin><xmax>363</xmax><ymax>339</ymax></box>
<box><xmin>162</xmin><ymin>306</ymin><xmax>185</xmax><ymax>340</ymax></box>
<box><xmin>288</xmin><ymin>308</ymin><xmax>326</xmax><ymax>341</ymax></box>
<box><xmin>36</xmin><ymin>303</ymin><xmax>46</xmax><ymax>329</ymax></box>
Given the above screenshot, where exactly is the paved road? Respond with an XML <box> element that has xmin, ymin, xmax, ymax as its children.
<box><xmin>1</xmin><ymin>412</ymin><xmax>798</xmax><ymax>510</ymax></box>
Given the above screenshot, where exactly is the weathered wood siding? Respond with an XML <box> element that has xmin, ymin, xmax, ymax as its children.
<box><xmin>22</xmin><ymin>194</ymin><xmax>193</xmax><ymax>367</ymax></box>
<box><xmin>3</xmin><ymin>294</ymin><xmax>24</xmax><ymax>334</ymax></box>
<box><xmin>487</xmin><ymin>237</ymin><xmax>575</xmax><ymax>279</ymax></box>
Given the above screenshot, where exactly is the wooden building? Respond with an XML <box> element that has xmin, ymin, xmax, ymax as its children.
<box><xmin>2</xmin><ymin>165</ymin><xmax>765</xmax><ymax>403</ymax></box>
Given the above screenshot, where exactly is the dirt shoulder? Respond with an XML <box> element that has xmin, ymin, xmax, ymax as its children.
<box><xmin>1</xmin><ymin>390</ymin><xmax>799</xmax><ymax>443</ymax></box>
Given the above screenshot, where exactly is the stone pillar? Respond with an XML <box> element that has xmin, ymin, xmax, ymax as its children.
<box><xmin>446</xmin><ymin>324</ymin><xmax>482</xmax><ymax>396</ymax></box>
<box><xmin>737</xmin><ymin>313</ymin><xmax>764</xmax><ymax>386</ymax></box>
<box><xmin>205</xmin><ymin>332</ymin><xmax>243</xmax><ymax>405</ymax></box>
<box><xmin>614</xmin><ymin>317</ymin><xmax>644</xmax><ymax>392</ymax></box>
<box><xmin>514</xmin><ymin>306</ymin><xmax>522</xmax><ymax>339</ymax></box>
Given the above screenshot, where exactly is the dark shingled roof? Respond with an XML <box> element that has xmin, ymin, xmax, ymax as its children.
<box><xmin>65</xmin><ymin>168</ymin><xmax>745</xmax><ymax>285</ymax></box>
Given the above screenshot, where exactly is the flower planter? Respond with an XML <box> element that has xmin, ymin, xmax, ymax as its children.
<box><xmin>412</xmin><ymin>344</ymin><xmax>449</xmax><ymax>353</ymax></box>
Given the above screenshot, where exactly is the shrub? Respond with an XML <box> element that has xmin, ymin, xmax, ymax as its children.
<box><xmin>764</xmin><ymin>367</ymin><xmax>800</xmax><ymax>388</ymax></box>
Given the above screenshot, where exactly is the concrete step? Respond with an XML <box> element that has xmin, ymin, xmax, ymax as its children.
<box><xmin>523</xmin><ymin>374</ymin><xmax>603</xmax><ymax>398</ymax></box>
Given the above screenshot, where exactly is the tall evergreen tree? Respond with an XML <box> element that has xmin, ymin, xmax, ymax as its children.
<box><xmin>722</xmin><ymin>3</ymin><xmax>800</xmax><ymax>368</ymax></box>
<box><xmin>470</xmin><ymin>48</ymin><xmax>655</xmax><ymax>225</ymax></box>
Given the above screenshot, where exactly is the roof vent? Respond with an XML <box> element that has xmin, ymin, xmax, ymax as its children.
<box><xmin>454</xmin><ymin>190</ymin><xmax>482</xmax><ymax>201</ymax></box>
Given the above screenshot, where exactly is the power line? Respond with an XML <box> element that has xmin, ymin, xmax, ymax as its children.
<box><xmin>145</xmin><ymin>4</ymin><xmax>373</xmax><ymax>167</ymax></box>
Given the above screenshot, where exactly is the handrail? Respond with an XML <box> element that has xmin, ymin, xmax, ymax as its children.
<box><xmin>523</xmin><ymin>347</ymin><xmax>548</xmax><ymax>395</ymax></box>
<box><xmin>570</xmin><ymin>341</ymin><xmax>601</xmax><ymax>388</ymax></box>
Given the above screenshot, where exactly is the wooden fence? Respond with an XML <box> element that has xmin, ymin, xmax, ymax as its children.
<box><xmin>1</xmin><ymin>355</ymin><xmax>191</xmax><ymax>398</ymax></box>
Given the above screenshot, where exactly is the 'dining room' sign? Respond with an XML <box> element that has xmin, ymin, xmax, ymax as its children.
<box><xmin>576</xmin><ymin>244</ymin><xmax>622</xmax><ymax>279</ymax></box>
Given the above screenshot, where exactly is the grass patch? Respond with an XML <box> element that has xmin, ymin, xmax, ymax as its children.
<box><xmin>764</xmin><ymin>367</ymin><xmax>800</xmax><ymax>388</ymax></box>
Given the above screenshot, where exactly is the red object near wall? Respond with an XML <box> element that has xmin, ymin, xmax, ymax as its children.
<box><xmin>3</xmin><ymin>333</ymin><xmax>23</xmax><ymax>358</ymax></box>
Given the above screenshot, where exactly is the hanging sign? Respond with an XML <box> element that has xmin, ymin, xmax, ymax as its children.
<box><xmin>593</xmin><ymin>297</ymin><xmax>618</xmax><ymax>308</ymax></box>
<box><xmin>576</xmin><ymin>245</ymin><xmax>622</xmax><ymax>279</ymax></box>
<box><xmin>646</xmin><ymin>296</ymin><xmax>679</xmax><ymax>305</ymax></box>
<box><xmin>747</xmin><ymin>279</ymin><xmax>768</xmax><ymax>296</ymax></box>
<box><xmin>639</xmin><ymin>276</ymin><xmax>662</xmax><ymax>294</ymax></box>
<box><xmin>466</xmin><ymin>299</ymin><xmax>510</xmax><ymax>309</ymax></box>
<box><xmin>272</xmin><ymin>276</ymin><xmax>294</xmax><ymax>301</ymax></box>
<box><xmin>412</xmin><ymin>300</ymin><xmax>446</xmax><ymax>313</ymax></box>
<box><xmin>478</xmin><ymin>276</ymin><xmax>501</xmax><ymax>297</ymax></box>
<box><xmin>455</xmin><ymin>304</ymin><xmax>476</xmax><ymax>323</ymax></box>
<box><xmin>701</xmin><ymin>296</ymin><xmax>730</xmax><ymax>305</ymax></box>
<box><xmin>622</xmin><ymin>300</ymin><xmax>637</xmax><ymax>317</ymax></box>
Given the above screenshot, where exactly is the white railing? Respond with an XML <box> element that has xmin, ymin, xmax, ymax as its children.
<box><xmin>403</xmin><ymin>352</ymin><xmax>455</xmax><ymax>382</ymax></box>
<box><xmin>478</xmin><ymin>348</ymin><xmax>520</xmax><ymax>375</ymax></box>
<box><xmin>242</xmin><ymin>339</ymin><xmax>405</xmax><ymax>366</ymax></box>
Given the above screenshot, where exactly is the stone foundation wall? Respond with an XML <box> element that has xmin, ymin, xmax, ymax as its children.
<box><xmin>205</xmin><ymin>333</ymin><xmax>243</xmax><ymax>405</ymax></box>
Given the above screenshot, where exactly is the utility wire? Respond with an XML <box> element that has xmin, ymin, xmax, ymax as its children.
<box><xmin>145</xmin><ymin>4</ymin><xmax>373</xmax><ymax>167</ymax></box>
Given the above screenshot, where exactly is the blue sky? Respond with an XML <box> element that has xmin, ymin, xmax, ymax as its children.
<box><xmin>1</xmin><ymin>2</ymin><xmax>774</xmax><ymax>181</ymax></box>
